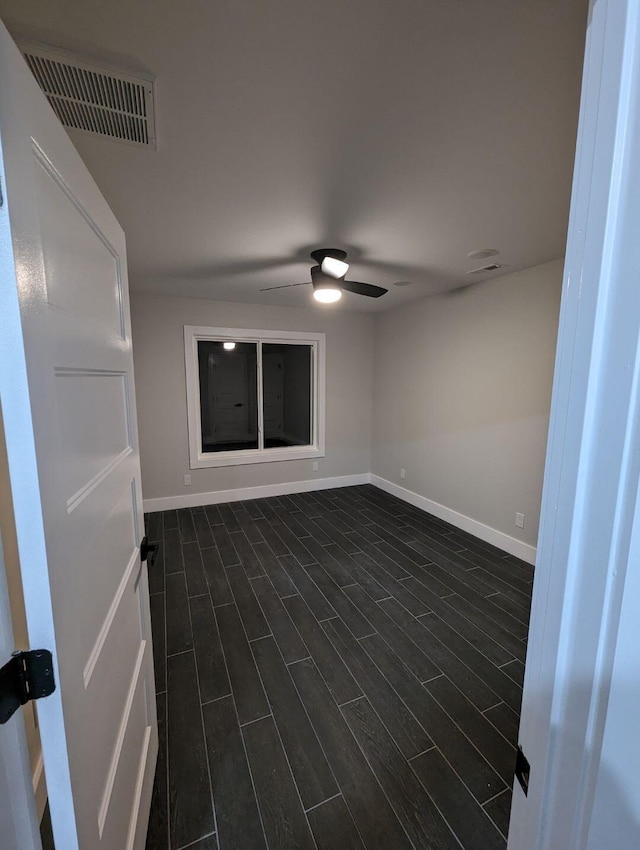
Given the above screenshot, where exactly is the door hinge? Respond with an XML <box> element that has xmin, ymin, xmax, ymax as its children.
<box><xmin>0</xmin><ymin>649</ymin><xmax>56</xmax><ymax>725</ymax></box>
<box><xmin>515</xmin><ymin>744</ymin><xmax>531</xmax><ymax>796</ymax></box>
<box><xmin>140</xmin><ymin>536</ymin><xmax>158</xmax><ymax>566</ymax></box>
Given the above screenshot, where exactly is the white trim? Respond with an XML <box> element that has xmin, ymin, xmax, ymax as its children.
<box><xmin>509</xmin><ymin>2</ymin><xmax>640</xmax><ymax>848</ymax></box>
<box><xmin>370</xmin><ymin>475</ymin><xmax>536</xmax><ymax>564</ymax></box>
<box><xmin>125</xmin><ymin>724</ymin><xmax>152</xmax><ymax>850</ymax></box>
<box><xmin>143</xmin><ymin>472</ymin><xmax>536</xmax><ymax>563</ymax></box>
<box><xmin>83</xmin><ymin>546</ymin><xmax>139</xmax><ymax>689</ymax></box>
<box><xmin>142</xmin><ymin>473</ymin><xmax>371</xmax><ymax>512</ymax></box>
<box><xmin>189</xmin><ymin>444</ymin><xmax>324</xmax><ymax>468</ymax></box>
<box><xmin>184</xmin><ymin>325</ymin><xmax>326</xmax><ymax>469</ymax></box>
<box><xmin>97</xmin><ymin>639</ymin><xmax>146</xmax><ymax>837</ymax></box>
<box><xmin>257</xmin><ymin>341</ymin><xmax>265</xmax><ymax>452</ymax></box>
<box><xmin>66</xmin><ymin>445</ymin><xmax>132</xmax><ymax>514</ymax></box>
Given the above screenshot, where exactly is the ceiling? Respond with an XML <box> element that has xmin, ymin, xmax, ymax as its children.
<box><xmin>0</xmin><ymin>0</ymin><xmax>588</xmax><ymax>312</ymax></box>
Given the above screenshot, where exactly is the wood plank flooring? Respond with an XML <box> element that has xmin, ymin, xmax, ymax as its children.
<box><xmin>144</xmin><ymin>484</ymin><xmax>533</xmax><ymax>850</ymax></box>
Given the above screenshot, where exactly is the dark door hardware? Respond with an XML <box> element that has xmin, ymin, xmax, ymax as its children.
<box><xmin>515</xmin><ymin>745</ymin><xmax>531</xmax><ymax>796</ymax></box>
<box><xmin>140</xmin><ymin>536</ymin><xmax>158</xmax><ymax>566</ymax></box>
<box><xmin>234</xmin><ymin>402</ymin><xmax>243</xmax><ymax>407</ymax></box>
<box><xmin>0</xmin><ymin>649</ymin><xmax>56</xmax><ymax>725</ymax></box>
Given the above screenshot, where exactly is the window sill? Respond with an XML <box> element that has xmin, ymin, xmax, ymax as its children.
<box><xmin>189</xmin><ymin>446</ymin><xmax>325</xmax><ymax>469</ymax></box>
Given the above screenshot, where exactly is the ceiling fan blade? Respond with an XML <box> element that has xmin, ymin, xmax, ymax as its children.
<box><xmin>178</xmin><ymin>256</ymin><xmax>303</xmax><ymax>280</ymax></box>
<box><xmin>259</xmin><ymin>282</ymin><xmax>310</xmax><ymax>292</ymax></box>
<box><xmin>342</xmin><ymin>280</ymin><xmax>388</xmax><ymax>298</ymax></box>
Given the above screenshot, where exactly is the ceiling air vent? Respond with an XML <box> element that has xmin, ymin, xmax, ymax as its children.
<box><xmin>21</xmin><ymin>42</ymin><xmax>156</xmax><ymax>148</ymax></box>
<box><xmin>466</xmin><ymin>263</ymin><xmax>502</xmax><ymax>274</ymax></box>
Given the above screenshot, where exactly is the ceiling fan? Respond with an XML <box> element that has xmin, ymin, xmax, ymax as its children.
<box><xmin>260</xmin><ymin>249</ymin><xmax>388</xmax><ymax>303</ymax></box>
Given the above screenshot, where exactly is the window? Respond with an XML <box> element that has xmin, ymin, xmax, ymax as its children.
<box><xmin>185</xmin><ymin>326</ymin><xmax>325</xmax><ymax>468</ymax></box>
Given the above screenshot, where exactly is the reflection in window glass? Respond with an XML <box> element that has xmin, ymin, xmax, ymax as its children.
<box><xmin>198</xmin><ymin>341</ymin><xmax>258</xmax><ymax>452</ymax></box>
<box><xmin>262</xmin><ymin>344</ymin><xmax>312</xmax><ymax>448</ymax></box>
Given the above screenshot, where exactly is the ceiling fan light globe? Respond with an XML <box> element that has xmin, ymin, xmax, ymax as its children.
<box><xmin>321</xmin><ymin>256</ymin><xmax>349</xmax><ymax>279</ymax></box>
<box><xmin>313</xmin><ymin>287</ymin><xmax>342</xmax><ymax>303</ymax></box>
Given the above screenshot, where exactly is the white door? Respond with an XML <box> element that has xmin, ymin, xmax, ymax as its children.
<box><xmin>208</xmin><ymin>349</ymin><xmax>255</xmax><ymax>445</ymax></box>
<box><xmin>0</xmin><ymin>21</ymin><xmax>157</xmax><ymax>850</ymax></box>
<box><xmin>263</xmin><ymin>352</ymin><xmax>284</xmax><ymax>442</ymax></box>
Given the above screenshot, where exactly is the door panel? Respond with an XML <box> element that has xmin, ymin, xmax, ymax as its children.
<box><xmin>210</xmin><ymin>355</ymin><xmax>251</xmax><ymax>442</ymax></box>
<box><xmin>55</xmin><ymin>370</ymin><xmax>132</xmax><ymax>506</ymax></box>
<box><xmin>97</xmin><ymin>642</ymin><xmax>149</xmax><ymax>842</ymax></box>
<box><xmin>34</xmin><ymin>146</ymin><xmax>124</xmax><ymax>337</ymax></box>
<box><xmin>0</xmin><ymin>21</ymin><xmax>156</xmax><ymax>850</ymax></box>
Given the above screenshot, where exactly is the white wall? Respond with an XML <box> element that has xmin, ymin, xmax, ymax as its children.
<box><xmin>132</xmin><ymin>262</ymin><xmax>560</xmax><ymax>555</ymax></box>
<box><xmin>371</xmin><ymin>259</ymin><xmax>563</xmax><ymax>552</ymax></box>
<box><xmin>131</xmin><ymin>294</ymin><xmax>374</xmax><ymax>505</ymax></box>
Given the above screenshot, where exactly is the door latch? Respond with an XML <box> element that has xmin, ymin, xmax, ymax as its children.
<box><xmin>140</xmin><ymin>536</ymin><xmax>159</xmax><ymax>567</ymax></box>
<box><xmin>0</xmin><ymin>649</ymin><xmax>56</xmax><ymax>725</ymax></box>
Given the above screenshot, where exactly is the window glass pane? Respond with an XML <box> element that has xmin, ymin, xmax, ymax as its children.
<box><xmin>262</xmin><ymin>343</ymin><xmax>312</xmax><ymax>448</ymax></box>
<box><xmin>198</xmin><ymin>340</ymin><xmax>258</xmax><ymax>452</ymax></box>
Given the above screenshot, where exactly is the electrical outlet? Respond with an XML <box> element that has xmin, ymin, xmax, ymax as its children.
<box><xmin>184</xmin><ymin>474</ymin><xmax>191</xmax><ymax>486</ymax></box>
<box><xmin>400</xmin><ymin>468</ymin><xmax>406</xmax><ymax>480</ymax></box>
<box><xmin>312</xmin><ymin>461</ymin><xmax>319</xmax><ymax>471</ymax></box>
<box><xmin>515</xmin><ymin>512</ymin><xmax>525</xmax><ymax>528</ymax></box>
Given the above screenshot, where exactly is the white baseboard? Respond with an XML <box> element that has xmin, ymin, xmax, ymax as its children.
<box><xmin>143</xmin><ymin>473</ymin><xmax>371</xmax><ymax>513</ymax></box>
<box><xmin>370</xmin><ymin>474</ymin><xmax>537</xmax><ymax>565</ymax></box>
<box><xmin>143</xmin><ymin>470</ymin><xmax>536</xmax><ymax>564</ymax></box>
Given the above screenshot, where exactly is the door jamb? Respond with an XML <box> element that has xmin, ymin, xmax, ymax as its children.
<box><xmin>509</xmin><ymin>1</ymin><xmax>640</xmax><ymax>847</ymax></box>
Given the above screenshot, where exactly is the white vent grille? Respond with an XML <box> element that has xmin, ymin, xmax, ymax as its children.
<box><xmin>21</xmin><ymin>43</ymin><xmax>156</xmax><ymax>148</ymax></box>
<box><xmin>466</xmin><ymin>263</ymin><xmax>502</xmax><ymax>275</ymax></box>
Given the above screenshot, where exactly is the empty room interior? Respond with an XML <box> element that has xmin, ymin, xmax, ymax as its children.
<box><xmin>0</xmin><ymin>1</ymin><xmax>591</xmax><ymax>849</ymax></box>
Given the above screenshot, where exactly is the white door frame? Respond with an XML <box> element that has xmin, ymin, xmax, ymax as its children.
<box><xmin>509</xmin><ymin>0</ymin><xmax>640</xmax><ymax>847</ymax></box>
<box><xmin>0</xmin><ymin>526</ymin><xmax>41</xmax><ymax>850</ymax></box>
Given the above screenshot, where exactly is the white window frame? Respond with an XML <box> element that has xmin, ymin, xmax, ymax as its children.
<box><xmin>185</xmin><ymin>325</ymin><xmax>326</xmax><ymax>469</ymax></box>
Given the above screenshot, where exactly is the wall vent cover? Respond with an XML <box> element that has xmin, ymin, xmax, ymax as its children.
<box><xmin>21</xmin><ymin>42</ymin><xmax>156</xmax><ymax>148</ymax></box>
<box><xmin>466</xmin><ymin>263</ymin><xmax>502</xmax><ymax>275</ymax></box>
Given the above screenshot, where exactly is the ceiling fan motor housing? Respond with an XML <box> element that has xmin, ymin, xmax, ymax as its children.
<box><xmin>310</xmin><ymin>264</ymin><xmax>342</xmax><ymax>293</ymax></box>
<box><xmin>310</xmin><ymin>248</ymin><xmax>347</xmax><ymax>266</ymax></box>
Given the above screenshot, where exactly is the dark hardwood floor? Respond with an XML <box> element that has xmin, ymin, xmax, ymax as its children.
<box><xmin>144</xmin><ymin>484</ymin><xmax>533</xmax><ymax>850</ymax></box>
<box><xmin>40</xmin><ymin>802</ymin><xmax>55</xmax><ymax>850</ymax></box>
